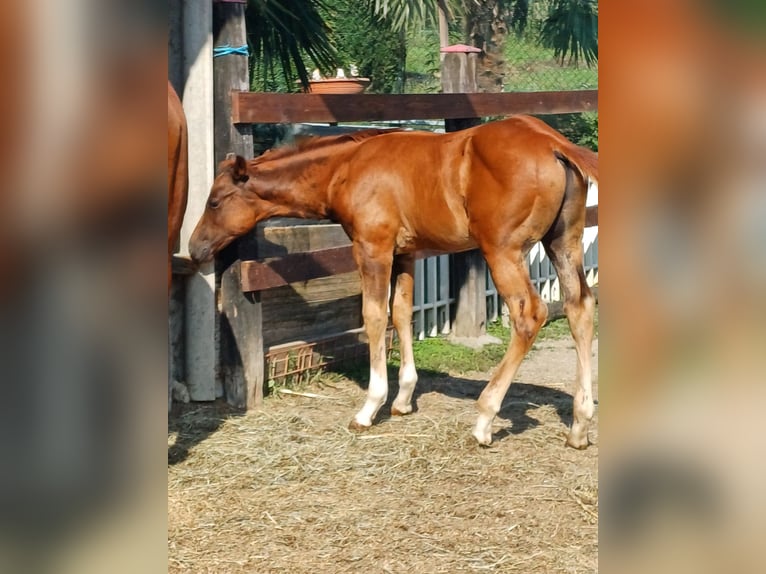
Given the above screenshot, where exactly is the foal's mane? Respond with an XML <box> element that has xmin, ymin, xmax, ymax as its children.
<box><xmin>253</xmin><ymin>128</ymin><xmax>400</xmax><ymax>164</ymax></box>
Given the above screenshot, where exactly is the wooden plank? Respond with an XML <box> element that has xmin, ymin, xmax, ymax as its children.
<box><xmin>261</xmin><ymin>274</ymin><xmax>362</xmax><ymax>348</ymax></box>
<box><xmin>231</xmin><ymin>90</ymin><xmax>598</xmax><ymax>124</ymax></box>
<box><xmin>586</xmin><ymin>205</ymin><xmax>598</xmax><ymax>228</ymax></box>
<box><xmin>239</xmin><ymin>244</ymin><xmax>494</xmax><ymax>292</ymax></box>
<box><xmin>251</xmin><ymin>224</ymin><xmax>362</xmax><ymax>348</ymax></box>
<box><xmin>240</xmin><ymin>245</ymin><xmax>358</xmax><ymax>292</ymax></box>
<box><xmin>257</xmin><ymin>224</ymin><xmax>351</xmax><ymax>257</ymax></box>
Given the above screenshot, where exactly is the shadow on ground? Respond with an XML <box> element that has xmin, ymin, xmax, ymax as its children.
<box><xmin>168</xmin><ymin>401</ymin><xmax>244</xmax><ymax>466</ymax></box>
<box><xmin>168</xmin><ymin>358</ymin><xmax>580</xmax><ymax>464</ymax></box>
<box><xmin>329</xmin><ymin>362</ymin><xmax>575</xmax><ymax>441</ymax></box>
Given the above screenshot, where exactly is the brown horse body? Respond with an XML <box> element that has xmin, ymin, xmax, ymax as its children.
<box><xmin>190</xmin><ymin>115</ymin><xmax>597</xmax><ymax>447</ymax></box>
<box><xmin>167</xmin><ymin>81</ymin><xmax>189</xmax><ymax>293</ymax></box>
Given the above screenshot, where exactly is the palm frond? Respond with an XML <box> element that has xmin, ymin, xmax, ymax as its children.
<box><xmin>539</xmin><ymin>0</ymin><xmax>598</xmax><ymax>67</ymax></box>
<box><xmin>373</xmin><ymin>0</ymin><xmax>461</xmax><ymax>31</ymax></box>
<box><xmin>246</xmin><ymin>0</ymin><xmax>338</xmax><ymax>89</ymax></box>
<box><xmin>507</xmin><ymin>0</ymin><xmax>530</xmax><ymax>34</ymax></box>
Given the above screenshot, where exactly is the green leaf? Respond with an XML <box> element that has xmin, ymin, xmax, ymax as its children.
<box><xmin>246</xmin><ymin>0</ymin><xmax>338</xmax><ymax>90</ymax></box>
<box><xmin>539</xmin><ymin>0</ymin><xmax>598</xmax><ymax>67</ymax></box>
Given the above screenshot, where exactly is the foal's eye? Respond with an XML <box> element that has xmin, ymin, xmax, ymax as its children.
<box><xmin>207</xmin><ymin>197</ymin><xmax>221</xmax><ymax>210</ymax></box>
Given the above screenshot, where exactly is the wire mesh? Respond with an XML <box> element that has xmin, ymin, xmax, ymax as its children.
<box><xmin>265</xmin><ymin>327</ymin><xmax>395</xmax><ymax>387</ymax></box>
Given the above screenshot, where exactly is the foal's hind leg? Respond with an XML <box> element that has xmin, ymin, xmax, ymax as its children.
<box><xmin>473</xmin><ymin>251</ymin><xmax>547</xmax><ymax>445</ymax></box>
<box><xmin>390</xmin><ymin>254</ymin><xmax>418</xmax><ymax>416</ymax></box>
<box><xmin>543</xmin><ymin>235</ymin><xmax>595</xmax><ymax>449</ymax></box>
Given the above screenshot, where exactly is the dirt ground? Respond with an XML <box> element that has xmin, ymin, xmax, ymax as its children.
<box><xmin>168</xmin><ymin>337</ymin><xmax>598</xmax><ymax>573</ymax></box>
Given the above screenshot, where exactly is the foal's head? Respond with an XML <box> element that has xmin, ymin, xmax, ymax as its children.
<box><xmin>189</xmin><ymin>154</ymin><xmax>269</xmax><ymax>263</ymax></box>
<box><xmin>190</xmin><ymin>130</ymin><xmax>390</xmax><ymax>263</ymax></box>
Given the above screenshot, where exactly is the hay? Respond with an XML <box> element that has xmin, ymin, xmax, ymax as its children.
<box><xmin>169</xmin><ymin>338</ymin><xmax>598</xmax><ymax>573</ymax></box>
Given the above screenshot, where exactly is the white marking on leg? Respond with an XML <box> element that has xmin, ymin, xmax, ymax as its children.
<box><xmin>473</xmin><ymin>380</ymin><xmax>515</xmax><ymax>446</ymax></box>
<box><xmin>353</xmin><ymin>363</ymin><xmax>388</xmax><ymax>427</ymax></box>
<box><xmin>569</xmin><ymin>362</ymin><xmax>594</xmax><ymax>447</ymax></box>
<box><xmin>392</xmin><ymin>361</ymin><xmax>417</xmax><ymax>415</ymax></box>
<box><xmin>579</xmin><ymin>360</ymin><xmax>594</xmax><ymax>419</ymax></box>
<box><xmin>568</xmin><ymin>309</ymin><xmax>595</xmax><ymax>448</ymax></box>
<box><xmin>472</xmin><ymin>412</ymin><xmax>494</xmax><ymax>446</ymax></box>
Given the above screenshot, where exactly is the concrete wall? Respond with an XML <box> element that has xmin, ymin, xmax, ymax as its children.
<box><xmin>168</xmin><ymin>0</ymin><xmax>184</xmax><ymax>92</ymax></box>
<box><xmin>169</xmin><ymin>1</ymin><xmax>219</xmax><ymax>400</ymax></box>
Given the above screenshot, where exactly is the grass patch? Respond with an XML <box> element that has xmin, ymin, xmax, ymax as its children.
<box><xmin>388</xmin><ymin>307</ymin><xmax>598</xmax><ymax>376</ymax></box>
<box><xmin>503</xmin><ymin>33</ymin><xmax>598</xmax><ymax>92</ymax></box>
<box><xmin>312</xmin><ymin>308</ymin><xmax>598</xmax><ymax>386</ymax></box>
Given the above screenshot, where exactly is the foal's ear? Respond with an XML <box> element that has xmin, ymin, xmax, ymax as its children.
<box><xmin>228</xmin><ymin>154</ymin><xmax>249</xmax><ymax>183</ymax></box>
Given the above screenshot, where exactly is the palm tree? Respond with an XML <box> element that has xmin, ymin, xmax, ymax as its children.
<box><xmin>374</xmin><ymin>0</ymin><xmax>457</xmax><ymax>47</ymax></box>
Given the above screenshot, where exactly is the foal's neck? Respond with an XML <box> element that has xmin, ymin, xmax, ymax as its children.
<box><xmin>251</xmin><ymin>144</ymin><xmax>353</xmax><ymax>220</ymax></box>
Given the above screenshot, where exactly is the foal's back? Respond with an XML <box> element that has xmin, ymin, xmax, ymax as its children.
<box><xmin>331</xmin><ymin>116</ymin><xmax>578</xmax><ymax>254</ymax></box>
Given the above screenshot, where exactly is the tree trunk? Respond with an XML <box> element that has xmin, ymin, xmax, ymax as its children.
<box><xmin>465</xmin><ymin>1</ymin><xmax>508</xmax><ymax>93</ymax></box>
<box><xmin>437</xmin><ymin>0</ymin><xmax>450</xmax><ymax>48</ymax></box>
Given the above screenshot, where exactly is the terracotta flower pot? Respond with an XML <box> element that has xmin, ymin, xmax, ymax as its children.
<box><xmin>305</xmin><ymin>78</ymin><xmax>371</xmax><ymax>94</ymax></box>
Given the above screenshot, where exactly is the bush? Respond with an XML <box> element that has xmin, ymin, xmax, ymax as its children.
<box><xmin>540</xmin><ymin>112</ymin><xmax>598</xmax><ymax>151</ymax></box>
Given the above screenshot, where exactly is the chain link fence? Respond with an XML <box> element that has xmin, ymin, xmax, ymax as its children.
<box><xmin>404</xmin><ymin>0</ymin><xmax>597</xmax><ymax>95</ymax></box>
<box><xmin>502</xmin><ymin>32</ymin><xmax>598</xmax><ymax>92</ymax></box>
<box><xmin>405</xmin><ymin>27</ymin><xmax>597</xmax><ymax>94</ymax></box>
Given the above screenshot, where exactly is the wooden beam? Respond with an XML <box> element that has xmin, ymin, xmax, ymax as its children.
<box><xmin>232</xmin><ymin>90</ymin><xmax>598</xmax><ymax>124</ymax></box>
<box><xmin>241</xmin><ymin>246</ymin><xmax>358</xmax><ymax>292</ymax></box>
<box><xmin>237</xmin><ymin>247</ymin><xmax>453</xmax><ymax>291</ymax></box>
<box><xmin>239</xmin><ymin>245</ymin><xmax>507</xmax><ymax>292</ymax></box>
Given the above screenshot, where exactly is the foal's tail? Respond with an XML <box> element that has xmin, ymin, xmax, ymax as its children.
<box><xmin>554</xmin><ymin>144</ymin><xmax>598</xmax><ymax>190</ymax></box>
<box><xmin>543</xmin><ymin>143</ymin><xmax>598</xmax><ymax>242</ymax></box>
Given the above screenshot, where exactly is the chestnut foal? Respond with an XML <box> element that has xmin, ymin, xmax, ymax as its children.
<box><xmin>189</xmin><ymin>116</ymin><xmax>597</xmax><ymax>447</ymax></box>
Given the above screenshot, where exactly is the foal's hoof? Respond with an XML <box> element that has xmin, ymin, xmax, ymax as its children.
<box><xmin>472</xmin><ymin>417</ymin><xmax>494</xmax><ymax>447</ymax></box>
<box><xmin>348</xmin><ymin>419</ymin><xmax>371</xmax><ymax>433</ymax></box>
<box><xmin>390</xmin><ymin>405</ymin><xmax>413</xmax><ymax>417</ymax></box>
<box><xmin>472</xmin><ymin>430</ymin><xmax>493</xmax><ymax>447</ymax></box>
<box><xmin>565</xmin><ymin>434</ymin><xmax>590</xmax><ymax>450</ymax></box>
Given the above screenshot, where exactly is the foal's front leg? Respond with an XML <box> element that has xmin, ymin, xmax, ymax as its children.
<box><xmin>349</xmin><ymin>242</ymin><xmax>394</xmax><ymax>430</ymax></box>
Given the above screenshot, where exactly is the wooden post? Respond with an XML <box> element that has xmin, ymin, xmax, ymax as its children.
<box><xmin>441</xmin><ymin>45</ymin><xmax>488</xmax><ymax>341</ymax></box>
<box><xmin>213</xmin><ymin>0</ymin><xmax>264</xmax><ymax>409</ymax></box>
